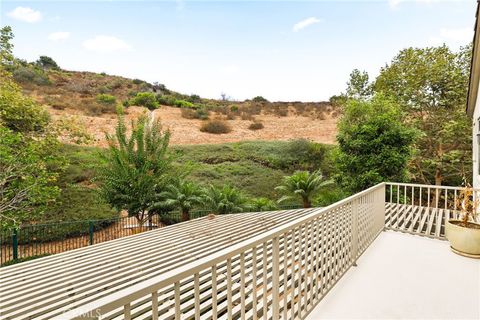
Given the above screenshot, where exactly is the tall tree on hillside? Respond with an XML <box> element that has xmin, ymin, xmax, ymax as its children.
<box><xmin>346</xmin><ymin>69</ymin><xmax>373</xmax><ymax>100</ymax></box>
<box><xmin>0</xmin><ymin>62</ymin><xmax>64</xmax><ymax>229</ymax></box>
<box><xmin>99</xmin><ymin>113</ymin><xmax>174</xmax><ymax>226</ymax></box>
<box><xmin>0</xmin><ymin>26</ymin><xmax>14</xmax><ymax>67</ymax></box>
<box><xmin>276</xmin><ymin>170</ymin><xmax>332</xmax><ymax>208</ymax></box>
<box><xmin>336</xmin><ymin>95</ymin><xmax>416</xmax><ymax>193</ymax></box>
<box><xmin>36</xmin><ymin>56</ymin><xmax>60</xmax><ymax>70</ymax></box>
<box><xmin>375</xmin><ymin>45</ymin><xmax>472</xmax><ymax>186</ymax></box>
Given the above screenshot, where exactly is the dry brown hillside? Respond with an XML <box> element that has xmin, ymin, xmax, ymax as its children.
<box><xmin>16</xmin><ymin>68</ymin><xmax>339</xmax><ymax>146</ymax></box>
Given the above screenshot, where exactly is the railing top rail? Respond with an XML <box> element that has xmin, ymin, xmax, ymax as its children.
<box><xmin>58</xmin><ymin>182</ymin><xmax>386</xmax><ymax>319</ymax></box>
<box><xmin>385</xmin><ymin>182</ymin><xmax>478</xmax><ymax>191</ymax></box>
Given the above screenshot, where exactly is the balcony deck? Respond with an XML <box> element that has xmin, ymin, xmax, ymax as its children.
<box><xmin>307</xmin><ymin>231</ymin><xmax>480</xmax><ymax>320</ymax></box>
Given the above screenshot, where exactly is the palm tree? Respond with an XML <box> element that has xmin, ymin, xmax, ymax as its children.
<box><xmin>250</xmin><ymin>197</ymin><xmax>277</xmax><ymax>212</ymax></box>
<box><xmin>203</xmin><ymin>185</ymin><xmax>249</xmax><ymax>215</ymax></box>
<box><xmin>275</xmin><ymin>170</ymin><xmax>332</xmax><ymax>208</ymax></box>
<box><xmin>159</xmin><ymin>180</ymin><xmax>204</xmax><ymax>221</ymax></box>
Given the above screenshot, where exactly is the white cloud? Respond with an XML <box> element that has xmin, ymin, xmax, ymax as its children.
<box><xmin>7</xmin><ymin>6</ymin><xmax>42</xmax><ymax>23</ymax></box>
<box><xmin>293</xmin><ymin>17</ymin><xmax>321</xmax><ymax>32</ymax></box>
<box><xmin>48</xmin><ymin>32</ymin><xmax>71</xmax><ymax>42</ymax></box>
<box><xmin>82</xmin><ymin>35</ymin><xmax>131</xmax><ymax>53</ymax></box>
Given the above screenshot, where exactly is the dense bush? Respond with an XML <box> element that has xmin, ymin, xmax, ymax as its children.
<box><xmin>181</xmin><ymin>108</ymin><xmax>209</xmax><ymax>120</ymax></box>
<box><xmin>314</xmin><ymin>187</ymin><xmax>349</xmax><ymax>207</ymax></box>
<box><xmin>336</xmin><ymin>95</ymin><xmax>416</xmax><ymax>192</ymax></box>
<box><xmin>96</xmin><ymin>94</ymin><xmax>116</xmax><ymax>105</ymax></box>
<box><xmin>174</xmin><ymin>99</ymin><xmax>194</xmax><ymax>108</ymax></box>
<box><xmin>248</xmin><ymin>121</ymin><xmax>264</xmax><ymax>130</ymax></box>
<box><xmin>252</xmin><ymin>96</ymin><xmax>269</xmax><ymax>103</ymax></box>
<box><xmin>188</xmin><ymin>94</ymin><xmax>201</xmax><ymax>103</ymax></box>
<box><xmin>156</xmin><ymin>94</ymin><xmax>176</xmax><ymax>106</ymax></box>
<box><xmin>0</xmin><ymin>69</ymin><xmax>50</xmax><ymax>133</ymax></box>
<box><xmin>129</xmin><ymin>92</ymin><xmax>159</xmax><ymax>110</ymax></box>
<box><xmin>12</xmin><ymin>66</ymin><xmax>50</xmax><ymax>85</ymax></box>
<box><xmin>200</xmin><ymin>119</ymin><xmax>232</xmax><ymax>134</ymax></box>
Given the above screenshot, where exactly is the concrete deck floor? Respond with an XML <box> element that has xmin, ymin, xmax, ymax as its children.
<box><xmin>307</xmin><ymin>231</ymin><xmax>480</xmax><ymax>320</ymax></box>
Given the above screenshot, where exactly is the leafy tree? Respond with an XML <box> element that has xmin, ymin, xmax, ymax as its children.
<box><xmin>99</xmin><ymin>113</ymin><xmax>173</xmax><ymax>226</ymax></box>
<box><xmin>0</xmin><ymin>26</ymin><xmax>14</xmax><ymax>67</ymax></box>
<box><xmin>36</xmin><ymin>56</ymin><xmax>60</xmax><ymax>70</ymax></box>
<box><xmin>252</xmin><ymin>96</ymin><xmax>269</xmax><ymax>103</ymax></box>
<box><xmin>250</xmin><ymin>197</ymin><xmax>277</xmax><ymax>211</ymax></box>
<box><xmin>160</xmin><ymin>180</ymin><xmax>204</xmax><ymax>221</ymax></box>
<box><xmin>336</xmin><ymin>95</ymin><xmax>416</xmax><ymax>193</ymax></box>
<box><xmin>0</xmin><ymin>67</ymin><xmax>49</xmax><ymax>132</ymax></box>
<box><xmin>0</xmin><ymin>126</ymin><xmax>63</xmax><ymax>230</ymax></box>
<box><xmin>346</xmin><ymin>69</ymin><xmax>372</xmax><ymax>100</ymax></box>
<box><xmin>276</xmin><ymin>170</ymin><xmax>332</xmax><ymax>208</ymax></box>
<box><xmin>203</xmin><ymin>185</ymin><xmax>249</xmax><ymax>214</ymax></box>
<box><xmin>375</xmin><ymin>45</ymin><xmax>471</xmax><ymax>185</ymax></box>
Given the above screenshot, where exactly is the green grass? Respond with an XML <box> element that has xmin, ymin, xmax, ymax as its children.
<box><xmin>42</xmin><ymin>144</ymin><xmax>115</xmax><ymax>223</ymax></box>
<box><xmin>45</xmin><ymin>140</ymin><xmax>343</xmax><ymax>223</ymax></box>
<box><xmin>172</xmin><ymin>140</ymin><xmax>337</xmax><ymax>199</ymax></box>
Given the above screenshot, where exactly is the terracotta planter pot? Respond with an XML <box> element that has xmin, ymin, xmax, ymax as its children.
<box><xmin>445</xmin><ymin>219</ymin><xmax>480</xmax><ymax>258</ymax></box>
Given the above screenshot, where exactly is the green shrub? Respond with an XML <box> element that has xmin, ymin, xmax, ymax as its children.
<box><xmin>174</xmin><ymin>99</ymin><xmax>194</xmax><ymax>108</ymax></box>
<box><xmin>188</xmin><ymin>94</ymin><xmax>201</xmax><ymax>103</ymax></box>
<box><xmin>252</xmin><ymin>96</ymin><xmax>268</xmax><ymax>103</ymax></box>
<box><xmin>248</xmin><ymin>121</ymin><xmax>264</xmax><ymax>130</ymax></box>
<box><xmin>314</xmin><ymin>187</ymin><xmax>349</xmax><ymax>207</ymax></box>
<box><xmin>96</xmin><ymin>94</ymin><xmax>116</xmax><ymax>105</ymax></box>
<box><xmin>12</xmin><ymin>66</ymin><xmax>50</xmax><ymax>85</ymax></box>
<box><xmin>0</xmin><ymin>71</ymin><xmax>50</xmax><ymax>132</ymax></box>
<box><xmin>132</xmin><ymin>78</ymin><xmax>144</xmax><ymax>85</ymax></box>
<box><xmin>97</xmin><ymin>85</ymin><xmax>112</xmax><ymax>94</ymax></box>
<box><xmin>129</xmin><ymin>92</ymin><xmax>159</xmax><ymax>110</ymax></box>
<box><xmin>156</xmin><ymin>94</ymin><xmax>176</xmax><ymax>106</ymax></box>
<box><xmin>200</xmin><ymin>119</ymin><xmax>232</xmax><ymax>134</ymax></box>
<box><xmin>181</xmin><ymin>107</ymin><xmax>209</xmax><ymax>120</ymax></box>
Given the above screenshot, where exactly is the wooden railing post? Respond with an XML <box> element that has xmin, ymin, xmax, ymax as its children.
<box><xmin>271</xmin><ymin>236</ymin><xmax>280</xmax><ymax>319</ymax></box>
<box><xmin>351</xmin><ymin>199</ymin><xmax>359</xmax><ymax>266</ymax></box>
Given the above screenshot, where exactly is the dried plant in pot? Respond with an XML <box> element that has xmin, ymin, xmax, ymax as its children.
<box><xmin>445</xmin><ymin>183</ymin><xmax>480</xmax><ymax>258</ymax></box>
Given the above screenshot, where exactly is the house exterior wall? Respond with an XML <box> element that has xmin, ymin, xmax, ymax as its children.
<box><xmin>473</xmin><ymin>88</ymin><xmax>480</xmax><ymax>190</ymax></box>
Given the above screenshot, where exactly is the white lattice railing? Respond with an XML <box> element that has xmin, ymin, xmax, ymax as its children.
<box><xmin>58</xmin><ymin>183</ymin><xmax>385</xmax><ymax>320</ymax></box>
<box><xmin>385</xmin><ymin>182</ymin><xmax>480</xmax><ymax>239</ymax></box>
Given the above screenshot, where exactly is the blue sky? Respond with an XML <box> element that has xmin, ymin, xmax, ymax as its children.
<box><xmin>0</xmin><ymin>0</ymin><xmax>477</xmax><ymax>101</ymax></box>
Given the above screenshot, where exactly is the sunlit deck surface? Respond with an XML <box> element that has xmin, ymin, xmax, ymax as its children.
<box><xmin>307</xmin><ymin>231</ymin><xmax>480</xmax><ymax>320</ymax></box>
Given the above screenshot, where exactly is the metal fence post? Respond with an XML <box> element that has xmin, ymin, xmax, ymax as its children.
<box><xmin>89</xmin><ymin>221</ymin><xmax>94</xmax><ymax>245</ymax></box>
<box><xmin>12</xmin><ymin>228</ymin><xmax>18</xmax><ymax>260</ymax></box>
<box><xmin>271</xmin><ymin>236</ymin><xmax>280</xmax><ymax>319</ymax></box>
<box><xmin>351</xmin><ymin>199</ymin><xmax>359</xmax><ymax>266</ymax></box>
